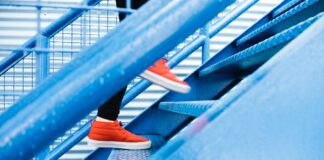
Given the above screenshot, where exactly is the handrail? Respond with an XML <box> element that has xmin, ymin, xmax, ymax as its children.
<box><xmin>46</xmin><ymin>35</ymin><xmax>206</xmax><ymax>160</ymax></box>
<box><xmin>0</xmin><ymin>0</ymin><xmax>235</xmax><ymax>159</ymax></box>
<box><xmin>0</xmin><ymin>0</ymin><xmax>102</xmax><ymax>76</ymax></box>
<box><xmin>152</xmin><ymin>14</ymin><xmax>324</xmax><ymax>159</ymax></box>
<box><xmin>45</xmin><ymin>1</ymin><xmax>258</xmax><ymax>159</ymax></box>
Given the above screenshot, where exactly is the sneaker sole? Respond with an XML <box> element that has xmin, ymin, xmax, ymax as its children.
<box><xmin>140</xmin><ymin>70</ymin><xmax>190</xmax><ymax>93</ymax></box>
<box><xmin>87</xmin><ymin>138</ymin><xmax>152</xmax><ymax>150</ymax></box>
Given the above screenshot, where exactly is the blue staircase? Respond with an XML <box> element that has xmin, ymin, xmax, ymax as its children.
<box><xmin>0</xmin><ymin>0</ymin><xmax>323</xmax><ymax>159</ymax></box>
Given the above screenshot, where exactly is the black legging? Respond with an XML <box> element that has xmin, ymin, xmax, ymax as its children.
<box><xmin>97</xmin><ymin>0</ymin><xmax>148</xmax><ymax>120</ymax></box>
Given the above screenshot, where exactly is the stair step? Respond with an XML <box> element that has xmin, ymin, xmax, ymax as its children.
<box><xmin>236</xmin><ymin>0</ymin><xmax>322</xmax><ymax>46</ymax></box>
<box><xmin>107</xmin><ymin>135</ymin><xmax>165</xmax><ymax>160</ymax></box>
<box><xmin>199</xmin><ymin>14</ymin><xmax>322</xmax><ymax>77</ymax></box>
<box><xmin>158</xmin><ymin>100</ymin><xmax>217</xmax><ymax>117</ymax></box>
<box><xmin>272</xmin><ymin>0</ymin><xmax>305</xmax><ymax>17</ymax></box>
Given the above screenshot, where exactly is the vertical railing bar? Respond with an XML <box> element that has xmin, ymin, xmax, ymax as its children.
<box><xmin>89</xmin><ymin>10</ymin><xmax>92</xmax><ymax>47</ymax></box>
<box><xmin>126</xmin><ymin>0</ymin><xmax>131</xmax><ymax>16</ymax></box>
<box><xmin>35</xmin><ymin>1</ymin><xmax>50</xmax><ymax>158</ymax></box>
<box><xmin>71</xmin><ymin>21</ymin><xmax>74</xmax><ymax>60</ymax></box>
<box><xmin>200</xmin><ymin>23</ymin><xmax>210</xmax><ymax>63</ymax></box>
<box><xmin>62</xmin><ymin>29</ymin><xmax>64</xmax><ymax>67</ymax></box>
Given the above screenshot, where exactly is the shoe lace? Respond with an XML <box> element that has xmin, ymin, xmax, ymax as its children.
<box><xmin>155</xmin><ymin>59</ymin><xmax>179</xmax><ymax>79</ymax></box>
<box><xmin>116</xmin><ymin>121</ymin><xmax>132</xmax><ymax>136</ymax></box>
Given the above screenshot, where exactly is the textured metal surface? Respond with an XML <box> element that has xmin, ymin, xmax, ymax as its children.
<box><xmin>0</xmin><ymin>0</ymin><xmax>234</xmax><ymax>159</ymax></box>
<box><xmin>236</xmin><ymin>0</ymin><xmax>320</xmax><ymax>45</ymax></box>
<box><xmin>199</xmin><ymin>13</ymin><xmax>322</xmax><ymax>77</ymax></box>
<box><xmin>108</xmin><ymin>149</ymin><xmax>152</xmax><ymax>160</ymax></box>
<box><xmin>272</xmin><ymin>0</ymin><xmax>304</xmax><ymax>17</ymax></box>
<box><xmin>164</xmin><ymin>15</ymin><xmax>324</xmax><ymax>160</ymax></box>
<box><xmin>159</xmin><ymin>101</ymin><xmax>216</xmax><ymax>117</ymax></box>
<box><xmin>45</xmin><ymin>121</ymin><xmax>92</xmax><ymax>160</ymax></box>
<box><xmin>107</xmin><ymin>135</ymin><xmax>165</xmax><ymax>160</ymax></box>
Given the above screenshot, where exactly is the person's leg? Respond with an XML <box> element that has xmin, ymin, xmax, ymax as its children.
<box><xmin>95</xmin><ymin>0</ymin><xmax>149</xmax><ymax>122</ymax></box>
<box><xmin>88</xmin><ymin>0</ymin><xmax>191</xmax><ymax>150</ymax></box>
<box><xmin>96</xmin><ymin>87</ymin><xmax>126</xmax><ymax>121</ymax></box>
<box><xmin>88</xmin><ymin>0</ymin><xmax>151</xmax><ymax>150</ymax></box>
<box><xmin>108</xmin><ymin>0</ymin><xmax>191</xmax><ymax>94</ymax></box>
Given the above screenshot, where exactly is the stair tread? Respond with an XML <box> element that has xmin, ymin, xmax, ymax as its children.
<box><xmin>199</xmin><ymin>13</ymin><xmax>322</xmax><ymax>77</ymax></box>
<box><xmin>272</xmin><ymin>0</ymin><xmax>305</xmax><ymax>17</ymax></box>
<box><xmin>237</xmin><ymin>0</ymin><xmax>320</xmax><ymax>45</ymax></box>
<box><xmin>107</xmin><ymin>149</ymin><xmax>152</xmax><ymax>160</ymax></box>
<box><xmin>159</xmin><ymin>100</ymin><xmax>217</xmax><ymax>117</ymax></box>
<box><xmin>107</xmin><ymin>135</ymin><xmax>165</xmax><ymax>160</ymax></box>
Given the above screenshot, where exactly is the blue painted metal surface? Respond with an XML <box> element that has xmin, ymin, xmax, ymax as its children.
<box><xmin>159</xmin><ymin>101</ymin><xmax>216</xmax><ymax>117</ymax></box>
<box><xmin>0</xmin><ymin>0</ymin><xmax>234</xmax><ymax>159</ymax></box>
<box><xmin>36</xmin><ymin>36</ymin><xmax>50</xmax><ymax>85</ymax></box>
<box><xmin>46</xmin><ymin>33</ymin><xmax>206</xmax><ymax>160</ymax></box>
<box><xmin>0</xmin><ymin>3</ymin><xmax>134</xmax><ymax>13</ymax></box>
<box><xmin>236</xmin><ymin>0</ymin><xmax>323</xmax><ymax>46</ymax></box>
<box><xmin>45</xmin><ymin>121</ymin><xmax>92</xmax><ymax>160</ymax></box>
<box><xmin>272</xmin><ymin>0</ymin><xmax>305</xmax><ymax>17</ymax></box>
<box><xmin>88</xmin><ymin>1</ymin><xmax>277</xmax><ymax>159</ymax></box>
<box><xmin>0</xmin><ymin>0</ymin><xmax>102</xmax><ymax>76</ymax></box>
<box><xmin>200</xmin><ymin>24</ymin><xmax>210</xmax><ymax>63</ymax></box>
<box><xmin>199</xmin><ymin>14</ymin><xmax>322</xmax><ymax>77</ymax></box>
<box><xmin>107</xmin><ymin>135</ymin><xmax>165</xmax><ymax>160</ymax></box>
<box><xmin>48</xmin><ymin>1</ymin><xmax>258</xmax><ymax>157</ymax></box>
<box><xmin>162</xmin><ymin>15</ymin><xmax>324</xmax><ymax>159</ymax></box>
<box><xmin>121</xmin><ymin>35</ymin><xmax>206</xmax><ymax>107</ymax></box>
<box><xmin>197</xmin><ymin>0</ymin><xmax>322</xmax><ymax>77</ymax></box>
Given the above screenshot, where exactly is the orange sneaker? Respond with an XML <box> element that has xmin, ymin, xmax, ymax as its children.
<box><xmin>140</xmin><ymin>58</ymin><xmax>191</xmax><ymax>93</ymax></box>
<box><xmin>87</xmin><ymin>120</ymin><xmax>151</xmax><ymax>150</ymax></box>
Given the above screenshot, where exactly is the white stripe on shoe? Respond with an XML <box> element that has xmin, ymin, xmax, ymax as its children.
<box><xmin>87</xmin><ymin>138</ymin><xmax>151</xmax><ymax>150</ymax></box>
<box><xmin>140</xmin><ymin>70</ymin><xmax>190</xmax><ymax>94</ymax></box>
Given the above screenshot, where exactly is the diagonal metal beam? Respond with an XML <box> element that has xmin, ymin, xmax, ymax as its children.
<box><xmin>0</xmin><ymin>0</ymin><xmax>234</xmax><ymax>159</ymax></box>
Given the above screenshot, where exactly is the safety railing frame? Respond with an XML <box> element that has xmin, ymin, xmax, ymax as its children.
<box><xmin>46</xmin><ymin>0</ymin><xmax>259</xmax><ymax>159</ymax></box>
<box><xmin>0</xmin><ymin>0</ymin><xmax>236</xmax><ymax>159</ymax></box>
<box><xmin>0</xmin><ymin>0</ymin><xmax>106</xmax><ymax>76</ymax></box>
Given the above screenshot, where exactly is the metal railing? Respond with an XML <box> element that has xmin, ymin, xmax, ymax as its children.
<box><xmin>0</xmin><ymin>0</ymin><xmax>259</xmax><ymax>159</ymax></box>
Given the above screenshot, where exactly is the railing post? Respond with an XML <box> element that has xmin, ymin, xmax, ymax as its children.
<box><xmin>126</xmin><ymin>0</ymin><xmax>131</xmax><ymax>17</ymax></box>
<box><xmin>36</xmin><ymin>36</ymin><xmax>50</xmax><ymax>85</ymax></box>
<box><xmin>200</xmin><ymin>23</ymin><xmax>210</xmax><ymax>63</ymax></box>
<box><xmin>35</xmin><ymin>1</ymin><xmax>50</xmax><ymax>159</ymax></box>
<box><xmin>35</xmin><ymin>36</ymin><xmax>50</xmax><ymax>160</ymax></box>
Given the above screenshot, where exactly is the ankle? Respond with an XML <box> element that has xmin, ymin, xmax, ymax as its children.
<box><xmin>96</xmin><ymin>116</ymin><xmax>115</xmax><ymax>123</ymax></box>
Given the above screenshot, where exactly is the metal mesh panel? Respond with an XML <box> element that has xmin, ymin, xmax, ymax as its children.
<box><xmin>49</xmin><ymin>0</ymin><xmax>119</xmax><ymax>74</ymax></box>
<box><xmin>47</xmin><ymin>0</ymin><xmax>121</xmax><ymax>152</ymax></box>
<box><xmin>0</xmin><ymin>52</ymin><xmax>36</xmax><ymax>113</ymax></box>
